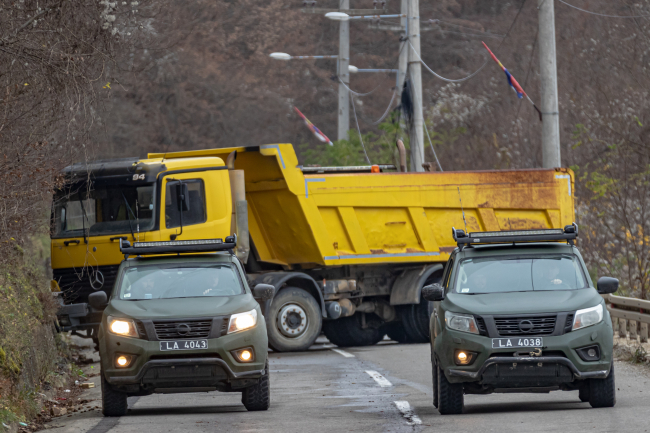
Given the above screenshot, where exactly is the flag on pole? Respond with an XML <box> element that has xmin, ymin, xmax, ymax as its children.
<box><xmin>294</xmin><ymin>107</ymin><xmax>333</xmax><ymax>146</ymax></box>
<box><xmin>482</xmin><ymin>41</ymin><xmax>542</xmax><ymax>121</ymax></box>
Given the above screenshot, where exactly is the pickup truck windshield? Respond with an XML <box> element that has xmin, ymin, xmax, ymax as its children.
<box><xmin>118</xmin><ymin>264</ymin><xmax>243</xmax><ymax>300</ymax></box>
<box><xmin>52</xmin><ymin>184</ymin><xmax>155</xmax><ymax>238</ymax></box>
<box><xmin>454</xmin><ymin>255</ymin><xmax>587</xmax><ymax>294</ymax></box>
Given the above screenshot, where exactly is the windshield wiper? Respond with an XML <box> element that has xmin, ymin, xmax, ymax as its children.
<box><xmin>120</xmin><ymin>189</ymin><xmax>136</xmax><ymax>241</ymax></box>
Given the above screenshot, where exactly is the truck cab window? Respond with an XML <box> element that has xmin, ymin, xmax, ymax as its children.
<box><xmin>165</xmin><ymin>179</ymin><xmax>207</xmax><ymax>229</ymax></box>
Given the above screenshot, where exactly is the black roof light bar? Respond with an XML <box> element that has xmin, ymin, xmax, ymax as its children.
<box><xmin>452</xmin><ymin>223</ymin><xmax>578</xmax><ymax>248</ymax></box>
<box><xmin>120</xmin><ymin>235</ymin><xmax>237</xmax><ymax>258</ymax></box>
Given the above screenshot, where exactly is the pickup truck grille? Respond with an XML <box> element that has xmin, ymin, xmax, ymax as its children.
<box><xmin>494</xmin><ymin>315</ymin><xmax>556</xmax><ymax>336</ymax></box>
<box><xmin>153</xmin><ymin>319</ymin><xmax>213</xmax><ymax>340</ymax></box>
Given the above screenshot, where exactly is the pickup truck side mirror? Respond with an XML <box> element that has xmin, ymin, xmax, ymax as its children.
<box><xmin>422</xmin><ymin>283</ymin><xmax>445</xmax><ymax>302</ymax></box>
<box><xmin>253</xmin><ymin>284</ymin><xmax>275</xmax><ymax>301</ymax></box>
<box><xmin>597</xmin><ymin>277</ymin><xmax>619</xmax><ymax>294</ymax></box>
<box><xmin>88</xmin><ymin>291</ymin><xmax>108</xmax><ymax>310</ymax></box>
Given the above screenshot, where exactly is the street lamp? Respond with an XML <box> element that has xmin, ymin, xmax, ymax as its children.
<box><xmin>269</xmin><ymin>52</ymin><xmax>338</xmax><ymax>61</ymax></box>
<box><xmin>325</xmin><ymin>12</ymin><xmax>405</xmax><ymax>21</ymax></box>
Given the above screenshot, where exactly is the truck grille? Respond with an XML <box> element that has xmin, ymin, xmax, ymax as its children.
<box><xmin>494</xmin><ymin>315</ymin><xmax>556</xmax><ymax>336</ymax></box>
<box><xmin>153</xmin><ymin>319</ymin><xmax>213</xmax><ymax>340</ymax></box>
<box><xmin>53</xmin><ymin>265</ymin><xmax>120</xmax><ymax>303</ymax></box>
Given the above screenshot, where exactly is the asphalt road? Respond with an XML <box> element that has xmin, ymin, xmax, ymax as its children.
<box><xmin>46</xmin><ymin>337</ymin><xmax>650</xmax><ymax>433</ymax></box>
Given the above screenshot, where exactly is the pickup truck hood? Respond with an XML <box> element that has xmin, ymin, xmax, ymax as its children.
<box><xmin>444</xmin><ymin>288</ymin><xmax>602</xmax><ymax>316</ymax></box>
<box><xmin>106</xmin><ymin>294</ymin><xmax>257</xmax><ymax>320</ymax></box>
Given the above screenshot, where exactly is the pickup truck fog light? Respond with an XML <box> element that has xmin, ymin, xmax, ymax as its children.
<box><xmin>576</xmin><ymin>345</ymin><xmax>601</xmax><ymax>362</ymax></box>
<box><xmin>454</xmin><ymin>350</ymin><xmax>477</xmax><ymax>366</ymax></box>
<box><xmin>115</xmin><ymin>354</ymin><xmax>134</xmax><ymax>368</ymax></box>
<box><xmin>231</xmin><ymin>347</ymin><xmax>255</xmax><ymax>363</ymax></box>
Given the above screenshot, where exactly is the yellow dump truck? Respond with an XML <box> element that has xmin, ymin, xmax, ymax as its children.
<box><xmin>51</xmin><ymin>144</ymin><xmax>575</xmax><ymax>351</ymax></box>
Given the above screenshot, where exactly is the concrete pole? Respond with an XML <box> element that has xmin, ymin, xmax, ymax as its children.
<box><xmin>407</xmin><ymin>0</ymin><xmax>424</xmax><ymax>172</ymax></box>
<box><xmin>397</xmin><ymin>0</ymin><xmax>408</xmax><ymax>100</ymax></box>
<box><xmin>538</xmin><ymin>0</ymin><xmax>561</xmax><ymax>168</ymax></box>
<box><xmin>338</xmin><ymin>0</ymin><xmax>350</xmax><ymax>141</ymax></box>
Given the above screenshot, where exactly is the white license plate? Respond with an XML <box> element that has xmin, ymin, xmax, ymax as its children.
<box><xmin>159</xmin><ymin>340</ymin><xmax>208</xmax><ymax>351</ymax></box>
<box><xmin>491</xmin><ymin>337</ymin><xmax>543</xmax><ymax>349</ymax></box>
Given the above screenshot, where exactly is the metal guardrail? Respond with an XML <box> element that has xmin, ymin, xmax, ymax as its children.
<box><xmin>603</xmin><ymin>294</ymin><xmax>650</xmax><ymax>343</ymax></box>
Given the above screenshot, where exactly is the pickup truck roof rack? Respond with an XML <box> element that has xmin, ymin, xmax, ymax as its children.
<box><xmin>120</xmin><ymin>235</ymin><xmax>236</xmax><ymax>258</ymax></box>
<box><xmin>452</xmin><ymin>223</ymin><xmax>578</xmax><ymax>249</ymax></box>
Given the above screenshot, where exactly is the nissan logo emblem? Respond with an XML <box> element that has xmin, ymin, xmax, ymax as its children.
<box><xmin>518</xmin><ymin>320</ymin><xmax>534</xmax><ymax>333</ymax></box>
<box><xmin>176</xmin><ymin>323</ymin><xmax>191</xmax><ymax>335</ymax></box>
<box><xmin>89</xmin><ymin>270</ymin><xmax>105</xmax><ymax>291</ymax></box>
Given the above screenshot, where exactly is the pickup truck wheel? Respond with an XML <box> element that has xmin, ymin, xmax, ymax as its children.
<box><xmin>432</xmin><ymin>350</ymin><xmax>439</xmax><ymax>408</ymax></box>
<box><xmin>242</xmin><ymin>360</ymin><xmax>270</xmax><ymax>411</ymax></box>
<box><xmin>437</xmin><ymin>365</ymin><xmax>463</xmax><ymax>415</ymax></box>
<box><xmin>267</xmin><ymin>287</ymin><xmax>322</xmax><ymax>352</ymax></box>
<box><xmin>589</xmin><ymin>363</ymin><xmax>616</xmax><ymax>408</ymax></box>
<box><xmin>323</xmin><ymin>313</ymin><xmax>384</xmax><ymax>347</ymax></box>
<box><xmin>101</xmin><ymin>374</ymin><xmax>128</xmax><ymax>417</ymax></box>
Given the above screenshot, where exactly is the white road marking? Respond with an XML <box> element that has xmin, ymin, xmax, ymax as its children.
<box><xmin>365</xmin><ymin>370</ymin><xmax>392</xmax><ymax>387</ymax></box>
<box><xmin>394</xmin><ymin>401</ymin><xmax>422</xmax><ymax>426</ymax></box>
<box><xmin>331</xmin><ymin>348</ymin><xmax>355</xmax><ymax>358</ymax></box>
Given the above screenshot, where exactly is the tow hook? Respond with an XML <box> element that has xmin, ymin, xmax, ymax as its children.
<box><xmin>529</xmin><ymin>348</ymin><xmax>542</xmax><ymax>357</ymax></box>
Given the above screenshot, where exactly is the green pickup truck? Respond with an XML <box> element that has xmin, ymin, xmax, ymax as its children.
<box><xmin>424</xmin><ymin>225</ymin><xmax>618</xmax><ymax>414</ymax></box>
<box><xmin>88</xmin><ymin>237</ymin><xmax>275</xmax><ymax>416</ymax></box>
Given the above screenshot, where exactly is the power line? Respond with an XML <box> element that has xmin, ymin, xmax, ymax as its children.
<box><xmin>409</xmin><ymin>41</ymin><xmax>488</xmax><ymax>83</ymax></box>
<box><xmin>338</xmin><ymin>77</ymin><xmax>384</xmax><ymax>96</ymax></box>
<box><xmin>557</xmin><ymin>0</ymin><xmax>650</xmax><ymax>18</ymax></box>
<box><xmin>350</xmin><ymin>96</ymin><xmax>372</xmax><ymax>164</ymax></box>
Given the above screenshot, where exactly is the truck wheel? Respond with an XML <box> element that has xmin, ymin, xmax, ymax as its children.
<box><xmin>382</xmin><ymin>321</ymin><xmax>411</xmax><ymax>344</ymax></box>
<box><xmin>431</xmin><ymin>349</ymin><xmax>439</xmax><ymax>408</ymax></box>
<box><xmin>101</xmin><ymin>374</ymin><xmax>128</xmax><ymax>417</ymax></box>
<box><xmin>589</xmin><ymin>363</ymin><xmax>616</xmax><ymax>408</ymax></box>
<box><xmin>437</xmin><ymin>365</ymin><xmax>463</xmax><ymax>415</ymax></box>
<box><xmin>400</xmin><ymin>297</ymin><xmax>433</xmax><ymax>343</ymax></box>
<box><xmin>267</xmin><ymin>287</ymin><xmax>322</xmax><ymax>352</ymax></box>
<box><xmin>242</xmin><ymin>360</ymin><xmax>270</xmax><ymax>411</ymax></box>
<box><xmin>323</xmin><ymin>313</ymin><xmax>384</xmax><ymax>347</ymax></box>
<box><xmin>578</xmin><ymin>382</ymin><xmax>590</xmax><ymax>402</ymax></box>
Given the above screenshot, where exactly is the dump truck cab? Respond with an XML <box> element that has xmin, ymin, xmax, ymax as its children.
<box><xmin>52</xmin><ymin>156</ymin><xmax>233</xmax><ymax>335</ymax></box>
<box><xmin>424</xmin><ymin>226</ymin><xmax>619</xmax><ymax>414</ymax></box>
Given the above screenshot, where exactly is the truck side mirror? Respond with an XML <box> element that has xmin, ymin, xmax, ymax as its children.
<box><xmin>88</xmin><ymin>291</ymin><xmax>108</xmax><ymax>310</ymax></box>
<box><xmin>597</xmin><ymin>277</ymin><xmax>619</xmax><ymax>294</ymax></box>
<box><xmin>176</xmin><ymin>183</ymin><xmax>190</xmax><ymax>212</ymax></box>
<box><xmin>422</xmin><ymin>283</ymin><xmax>445</xmax><ymax>302</ymax></box>
<box><xmin>253</xmin><ymin>284</ymin><xmax>275</xmax><ymax>301</ymax></box>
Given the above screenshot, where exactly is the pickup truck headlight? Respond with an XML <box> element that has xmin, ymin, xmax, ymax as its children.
<box><xmin>445</xmin><ymin>311</ymin><xmax>479</xmax><ymax>334</ymax></box>
<box><xmin>107</xmin><ymin>316</ymin><xmax>139</xmax><ymax>337</ymax></box>
<box><xmin>572</xmin><ymin>304</ymin><xmax>603</xmax><ymax>331</ymax></box>
<box><xmin>228</xmin><ymin>309</ymin><xmax>258</xmax><ymax>334</ymax></box>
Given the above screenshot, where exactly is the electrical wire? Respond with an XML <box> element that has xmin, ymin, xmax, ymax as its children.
<box><xmin>429</xmin><ymin>19</ymin><xmax>506</xmax><ymax>39</ymax></box>
<box><xmin>351</xmin><ymin>97</ymin><xmax>372</xmax><ymax>164</ymax></box>
<box><xmin>338</xmin><ymin>77</ymin><xmax>384</xmax><ymax>97</ymax></box>
<box><xmin>367</xmin><ymin>88</ymin><xmax>399</xmax><ymax>125</ymax></box>
<box><xmin>424</xmin><ymin>122</ymin><xmax>443</xmax><ymax>171</ymax></box>
<box><xmin>409</xmin><ymin>41</ymin><xmax>488</xmax><ymax>83</ymax></box>
<box><xmin>558</xmin><ymin>0</ymin><xmax>650</xmax><ymax>18</ymax></box>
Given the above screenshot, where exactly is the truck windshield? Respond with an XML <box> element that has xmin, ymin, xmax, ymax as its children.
<box><xmin>117</xmin><ymin>264</ymin><xmax>243</xmax><ymax>300</ymax></box>
<box><xmin>52</xmin><ymin>184</ymin><xmax>155</xmax><ymax>238</ymax></box>
<box><xmin>453</xmin><ymin>255</ymin><xmax>587</xmax><ymax>294</ymax></box>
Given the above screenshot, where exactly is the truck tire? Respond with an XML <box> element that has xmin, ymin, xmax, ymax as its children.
<box><xmin>437</xmin><ymin>365</ymin><xmax>463</xmax><ymax>415</ymax></box>
<box><xmin>588</xmin><ymin>363</ymin><xmax>616</xmax><ymax>408</ymax></box>
<box><xmin>267</xmin><ymin>287</ymin><xmax>322</xmax><ymax>352</ymax></box>
<box><xmin>101</xmin><ymin>374</ymin><xmax>128</xmax><ymax>417</ymax></box>
<box><xmin>323</xmin><ymin>313</ymin><xmax>384</xmax><ymax>347</ymax></box>
<box><xmin>400</xmin><ymin>298</ymin><xmax>433</xmax><ymax>343</ymax></box>
<box><xmin>382</xmin><ymin>321</ymin><xmax>410</xmax><ymax>344</ymax></box>
<box><xmin>242</xmin><ymin>360</ymin><xmax>270</xmax><ymax>411</ymax></box>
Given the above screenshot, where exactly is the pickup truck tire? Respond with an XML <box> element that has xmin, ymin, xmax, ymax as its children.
<box><xmin>323</xmin><ymin>313</ymin><xmax>384</xmax><ymax>347</ymax></box>
<box><xmin>267</xmin><ymin>287</ymin><xmax>322</xmax><ymax>352</ymax></box>
<box><xmin>242</xmin><ymin>360</ymin><xmax>270</xmax><ymax>411</ymax></box>
<box><xmin>578</xmin><ymin>382</ymin><xmax>590</xmax><ymax>402</ymax></box>
<box><xmin>431</xmin><ymin>349</ymin><xmax>439</xmax><ymax>408</ymax></box>
<box><xmin>588</xmin><ymin>364</ymin><xmax>616</xmax><ymax>408</ymax></box>
<box><xmin>101</xmin><ymin>375</ymin><xmax>128</xmax><ymax>417</ymax></box>
<box><xmin>437</xmin><ymin>365</ymin><xmax>463</xmax><ymax>415</ymax></box>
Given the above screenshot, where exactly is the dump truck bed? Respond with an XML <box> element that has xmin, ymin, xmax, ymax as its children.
<box><xmin>149</xmin><ymin>144</ymin><xmax>575</xmax><ymax>268</ymax></box>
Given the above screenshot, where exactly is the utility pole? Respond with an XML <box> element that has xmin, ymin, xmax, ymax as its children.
<box><xmin>538</xmin><ymin>0</ymin><xmax>561</xmax><ymax>168</ymax></box>
<box><xmin>338</xmin><ymin>0</ymin><xmax>351</xmax><ymax>141</ymax></box>
<box><xmin>397</xmin><ymin>0</ymin><xmax>408</xmax><ymax>100</ymax></box>
<box><xmin>407</xmin><ymin>0</ymin><xmax>424</xmax><ymax>172</ymax></box>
